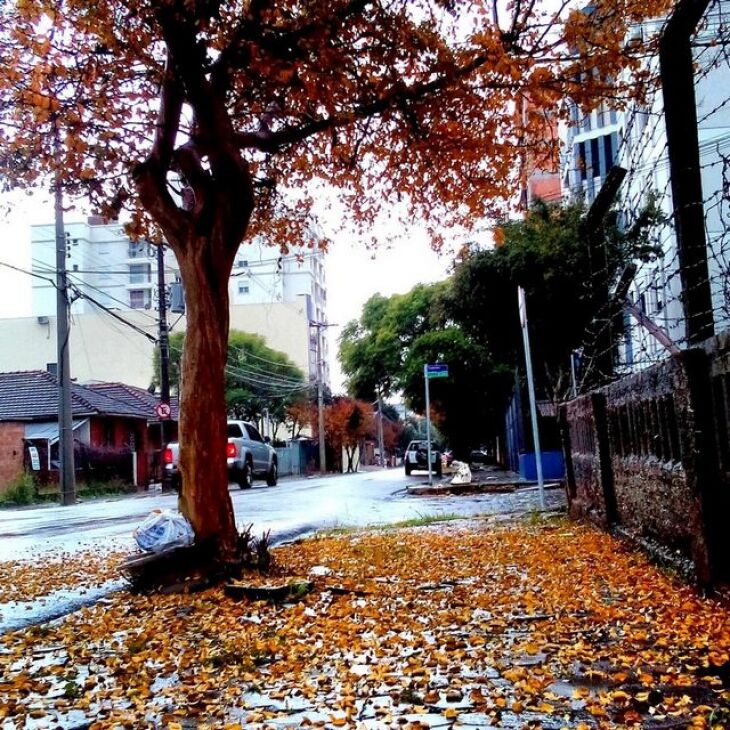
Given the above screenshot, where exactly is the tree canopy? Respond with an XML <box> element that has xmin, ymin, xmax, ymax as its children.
<box><xmin>340</xmin><ymin>199</ymin><xmax>662</xmax><ymax>453</ymax></box>
<box><xmin>447</xmin><ymin>199</ymin><xmax>662</xmax><ymax>395</ymax></box>
<box><xmin>339</xmin><ymin>284</ymin><xmax>510</xmax><ymax>455</ymax></box>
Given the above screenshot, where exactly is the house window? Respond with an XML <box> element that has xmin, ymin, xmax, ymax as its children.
<box><xmin>238</xmin><ymin>283</ymin><xmax>249</xmax><ymax>295</ymax></box>
<box><xmin>129</xmin><ymin>264</ymin><xmax>151</xmax><ymax>284</ymax></box>
<box><xmin>236</xmin><ymin>259</ymin><xmax>249</xmax><ymax>268</ymax></box>
<box><xmin>130</xmin><ymin>290</ymin><xmax>147</xmax><ymax>308</ymax></box>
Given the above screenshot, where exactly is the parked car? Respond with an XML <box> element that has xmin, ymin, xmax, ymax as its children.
<box><xmin>404</xmin><ymin>440</ymin><xmax>442</xmax><ymax>476</ymax></box>
<box><xmin>164</xmin><ymin>420</ymin><xmax>278</xmax><ymax>491</ymax></box>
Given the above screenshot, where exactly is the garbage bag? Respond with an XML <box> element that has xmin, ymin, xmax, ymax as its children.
<box><xmin>450</xmin><ymin>461</ymin><xmax>472</xmax><ymax>486</ymax></box>
<box><xmin>134</xmin><ymin>509</ymin><xmax>195</xmax><ymax>553</ymax></box>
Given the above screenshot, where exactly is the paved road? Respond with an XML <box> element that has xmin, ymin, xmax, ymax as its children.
<box><xmin>0</xmin><ymin>468</ymin><xmax>565</xmax><ymax>560</ymax></box>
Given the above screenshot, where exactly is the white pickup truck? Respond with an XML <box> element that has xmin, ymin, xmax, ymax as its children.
<box><xmin>163</xmin><ymin>420</ymin><xmax>278</xmax><ymax>490</ymax></box>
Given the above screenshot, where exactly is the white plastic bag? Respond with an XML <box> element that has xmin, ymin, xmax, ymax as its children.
<box><xmin>450</xmin><ymin>461</ymin><xmax>473</xmax><ymax>486</ymax></box>
<box><xmin>134</xmin><ymin>509</ymin><xmax>195</xmax><ymax>553</ymax></box>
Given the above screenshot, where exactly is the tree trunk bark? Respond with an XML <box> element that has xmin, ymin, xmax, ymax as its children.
<box><xmin>176</xmin><ymin>233</ymin><xmax>238</xmax><ymax>562</ymax></box>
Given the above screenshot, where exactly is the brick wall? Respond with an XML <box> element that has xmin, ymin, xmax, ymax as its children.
<box><xmin>0</xmin><ymin>422</ymin><xmax>26</xmax><ymax>492</ymax></box>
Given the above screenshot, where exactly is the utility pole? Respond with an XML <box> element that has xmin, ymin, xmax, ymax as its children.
<box><xmin>310</xmin><ymin>320</ymin><xmax>338</xmax><ymax>475</ymax></box>
<box><xmin>54</xmin><ymin>136</ymin><xmax>75</xmax><ymax>506</ymax></box>
<box><xmin>310</xmin><ymin>322</ymin><xmax>327</xmax><ymax>476</ymax></box>
<box><xmin>376</xmin><ymin>382</ymin><xmax>385</xmax><ymax>468</ymax></box>
<box><xmin>518</xmin><ymin>287</ymin><xmax>546</xmax><ymax>509</ymax></box>
<box><xmin>157</xmin><ymin>243</ymin><xmax>171</xmax><ymax>450</ymax></box>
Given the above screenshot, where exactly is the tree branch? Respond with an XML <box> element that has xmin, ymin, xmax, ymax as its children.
<box><xmin>133</xmin><ymin>57</ymin><xmax>187</xmax><ymax>246</ymax></box>
<box><xmin>235</xmin><ymin>51</ymin><xmax>500</xmax><ymax>154</ymax></box>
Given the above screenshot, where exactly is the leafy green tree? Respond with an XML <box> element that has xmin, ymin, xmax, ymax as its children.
<box><xmin>339</xmin><ymin>284</ymin><xmax>511</xmax><ymax>456</ymax></box>
<box><xmin>399</xmin><ymin>329</ymin><xmax>512</xmax><ymax>458</ymax></box>
<box><xmin>339</xmin><ymin>283</ymin><xmax>447</xmax><ymax>400</ymax></box>
<box><xmin>446</xmin><ymin>199</ymin><xmax>662</xmax><ymax>396</ymax></box>
<box><xmin>156</xmin><ymin>331</ymin><xmax>307</xmax><ymax>434</ymax></box>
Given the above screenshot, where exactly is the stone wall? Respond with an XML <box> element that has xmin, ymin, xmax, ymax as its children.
<box><xmin>561</xmin><ymin>344</ymin><xmax>727</xmax><ymax>586</ymax></box>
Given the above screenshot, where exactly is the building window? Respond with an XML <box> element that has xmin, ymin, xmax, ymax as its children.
<box><xmin>128</xmin><ymin>242</ymin><xmax>152</xmax><ymax>258</ymax></box>
<box><xmin>236</xmin><ymin>259</ymin><xmax>248</xmax><ymax>268</ymax></box>
<box><xmin>238</xmin><ymin>283</ymin><xmax>249</xmax><ymax>295</ymax></box>
<box><xmin>590</xmin><ymin>137</ymin><xmax>600</xmax><ymax>179</ymax></box>
<box><xmin>129</xmin><ymin>264</ymin><xmax>151</xmax><ymax>284</ymax></box>
<box><xmin>603</xmin><ymin>134</ymin><xmax>614</xmax><ymax>171</ymax></box>
<box><xmin>130</xmin><ymin>290</ymin><xmax>147</xmax><ymax>309</ymax></box>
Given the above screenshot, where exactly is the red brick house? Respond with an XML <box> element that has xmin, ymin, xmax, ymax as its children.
<box><xmin>0</xmin><ymin>371</ymin><xmax>178</xmax><ymax>493</ymax></box>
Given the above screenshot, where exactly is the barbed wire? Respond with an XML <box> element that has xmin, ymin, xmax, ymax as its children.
<box><xmin>567</xmin><ymin>0</ymin><xmax>730</xmax><ymax>394</ymax></box>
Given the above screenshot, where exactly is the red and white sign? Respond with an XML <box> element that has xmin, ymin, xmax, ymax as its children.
<box><xmin>155</xmin><ymin>402</ymin><xmax>172</xmax><ymax>420</ymax></box>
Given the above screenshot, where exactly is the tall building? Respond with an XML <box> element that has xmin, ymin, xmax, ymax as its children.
<box><xmin>561</xmin><ymin>99</ymin><xmax>621</xmax><ymax>205</ymax></box>
<box><xmin>558</xmin><ymin>1</ymin><xmax>730</xmax><ymax>373</ymax></box>
<box><xmin>31</xmin><ymin>217</ymin><xmax>179</xmax><ymax>316</ymax></box>
<box><xmin>229</xmin><ymin>233</ymin><xmax>329</xmax><ymax>384</ymax></box>
<box><xmin>17</xmin><ymin>217</ymin><xmax>330</xmax><ymax>387</ymax></box>
<box><xmin>615</xmin><ymin>4</ymin><xmax>730</xmax><ymax>370</ymax></box>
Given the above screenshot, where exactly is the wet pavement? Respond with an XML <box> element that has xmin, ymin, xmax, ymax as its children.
<box><xmin>0</xmin><ymin>468</ymin><xmax>566</xmax><ymax>562</ymax></box>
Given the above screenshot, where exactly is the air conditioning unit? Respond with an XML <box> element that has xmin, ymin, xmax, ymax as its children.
<box><xmin>37</xmin><ymin>316</ymin><xmax>49</xmax><ymax>325</ymax></box>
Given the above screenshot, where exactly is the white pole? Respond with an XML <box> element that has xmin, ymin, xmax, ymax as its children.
<box><xmin>570</xmin><ymin>351</ymin><xmax>578</xmax><ymax>398</ymax></box>
<box><xmin>423</xmin><ymin>364</ymin><xmax>433</xmax><ymax>486</ymax></box>
<box><xmin>518</xmin><ymin>287</ymin><xmax>546</xmax><ymax>509</ymax></box>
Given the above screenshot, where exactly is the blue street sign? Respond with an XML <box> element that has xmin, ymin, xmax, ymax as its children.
<box><xmin>426</xmin><ymin>363</ymin><xmax>449</xmax><ymax>379</ymax></box>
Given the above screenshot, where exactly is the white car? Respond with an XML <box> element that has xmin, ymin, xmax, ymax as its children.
<box><xmin>404</xmin><ymin>440</ymin><xmax>442</xmax><ymax>477</ymax></box>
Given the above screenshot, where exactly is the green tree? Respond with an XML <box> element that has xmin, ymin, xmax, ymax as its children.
<box><xmin>399</xmin><ymin>329</ymin><xmax>512</xmax><ymax>458</ymax></box>
<box><xmin>446</xmin><ymin>199</ymin><xmax>662</xmax><ymax>397</ymax></box>
<box><xmin>156</xmin><ymin>331</ymin><xmax>307</xmax><ymax>435</ymax></box>
<box><xmin>339</xmin><ymin>284</ymin><xmax>511</xmax><ymax>456</ymax></box>
<box><xmin>339</xmin><ymin>283</ymin><xmax>447</xmax><ymax>400</ymax></box>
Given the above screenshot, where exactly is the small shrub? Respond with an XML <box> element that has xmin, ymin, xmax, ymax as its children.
<box><xmin>0</xmin><ymin>473</ymin><xmax>37</xmax><ymax>506</ymax></box>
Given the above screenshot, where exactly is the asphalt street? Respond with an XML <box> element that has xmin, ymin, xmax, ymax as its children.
<box><xmin>0</xmin><ymin>467</ymin><xmax>566</xmax><ymax>561</ymax></box>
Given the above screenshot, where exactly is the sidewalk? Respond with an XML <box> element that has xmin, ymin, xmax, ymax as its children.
<box><xmin>1</xmin><ymin>513</ymin><xmax>728</xmax><ymax>729</ymax></box>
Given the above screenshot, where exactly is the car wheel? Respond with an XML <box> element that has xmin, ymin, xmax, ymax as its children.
<box><xmin>405</xmin><ymin>463</ymin><xmax>412</xmax><ymax>476</ymax></box>
<box><xmin>266</xmin><ymin>460</ymin><xmax>278</xmax><ymax>487</ymax></box>
<box><xmin>238</xmin><ymin>460</ymin><xmax>253</xmax><ymax>489</ymax></box>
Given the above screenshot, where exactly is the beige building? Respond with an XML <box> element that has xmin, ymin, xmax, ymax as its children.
<box><xmin>0</xmin><ymin>301</ymin><xmax>312</xmax><ymax>390</ymax></box>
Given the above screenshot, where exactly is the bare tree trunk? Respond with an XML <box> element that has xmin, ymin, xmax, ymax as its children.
<box><xmin>176</xmin><ymin>233</ymin><xmax>238</xmax><ymax>562</ymax></box>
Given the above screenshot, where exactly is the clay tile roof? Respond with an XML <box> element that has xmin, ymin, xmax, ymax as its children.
<box><xmin>0</xmin><ymin>370</ymin><xmax>165</xmax><ymax>422</ymax></box>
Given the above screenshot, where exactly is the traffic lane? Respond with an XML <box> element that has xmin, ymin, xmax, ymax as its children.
<box><xmin>0</xmin><ymin>471</ymin><xmax>406</xmax><ymax>560</ymax></box>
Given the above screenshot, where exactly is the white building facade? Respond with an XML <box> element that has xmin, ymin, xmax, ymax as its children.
<box><xmin>21</xmin><ymin>217</ymin><xmax>330</xmax><ymax>387</ymax></box>
<box><xmin>615</xmin><ymin>3</ymin><xmax>730</xmax><ymax>370</ymax></box>
<box><xmin>31</xmin><ymin>217</ymin><xmax>179</xmax><ymax>317</ymax></box>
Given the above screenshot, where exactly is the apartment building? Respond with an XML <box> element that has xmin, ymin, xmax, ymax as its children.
<box><xmin>30</xmin><ymin>217</ymin><xmax>179</xmax><ymax>317</ymax></box>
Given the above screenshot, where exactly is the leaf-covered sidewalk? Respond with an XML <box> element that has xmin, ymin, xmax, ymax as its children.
<box><xmin>1</xmin><ymin>516</ymin><xmax>729</xmax><ymax>729</ymax></box>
